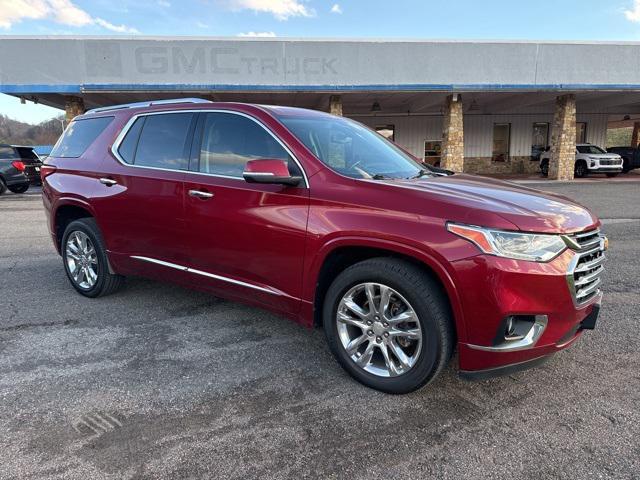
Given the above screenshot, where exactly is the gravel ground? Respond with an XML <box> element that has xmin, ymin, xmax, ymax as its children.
<box><xmin>0</xmin><ymin>182</ymin><xmax>639</xmax><ymax>479</ymax></box>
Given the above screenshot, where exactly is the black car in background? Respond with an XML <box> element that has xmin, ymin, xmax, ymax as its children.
<box><xmin>0</xmin><ymin>144</ymin><xmax>43</xmax><ymax>195</ymax></box>
<box><xmin>606</xmin><ymin>146</ymin><xmax>640</xmax><ymax>173</ymax></box>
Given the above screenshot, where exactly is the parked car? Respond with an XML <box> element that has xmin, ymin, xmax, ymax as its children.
<box><xmin>41</xmin><ymin>99</ymin><xmax>606</xmax><ymax>394</ymax></box>
<box><xmin>0</xmin><ymin>144</ymin><xmax>43</xmax><ymax>195</ymax></box>
<box><xmin>604</xmin><ymin>145</ymin><xmax>640</xmax><ymax>173</ymax></box>
<box><xmin>539</xmin><ymin>143</ymin><xmax>623</xmax><ymax>178</ymax></box>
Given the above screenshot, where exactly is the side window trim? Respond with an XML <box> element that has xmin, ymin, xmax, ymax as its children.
<box><xmin>111</xmin><ymin>109</ymin><xmax>308</xmax><ymax>187</ymax></box>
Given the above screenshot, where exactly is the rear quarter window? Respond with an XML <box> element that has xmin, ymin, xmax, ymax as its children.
<box><xmin>0</xmin><ymin>146</ymin><xmax>18</xmax><ymax>159</ymax></box>
<box><xmin>50</xmin><ymin>116</ymin><xmax>114</xmax><ymax>158</ymax></box>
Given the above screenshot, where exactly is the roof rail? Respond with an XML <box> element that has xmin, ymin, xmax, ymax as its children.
<box><xmin>85</xmin><ymin>98</ymin><xmax>212</xmax><ymax>114</ymax></box>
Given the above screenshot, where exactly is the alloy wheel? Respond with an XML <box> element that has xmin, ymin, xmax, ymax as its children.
<box><xmin>65</xmin><ymin>231</ymin><xmax>99</xmax><ymax>289</ymax></box>
<box><xmin>336</xmin><ymin>282</ymin><xmax>423</xmax><ymax>377</ymax></box>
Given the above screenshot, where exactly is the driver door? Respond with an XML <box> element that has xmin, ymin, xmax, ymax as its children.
<box><xmin>183</xmin><ymin>111</ymin><xmax>309</xmax><ymax>315</ymax></box>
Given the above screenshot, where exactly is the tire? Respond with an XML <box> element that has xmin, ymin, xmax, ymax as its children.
<box><xmin>0</xmin><ymin>178</ymin><xmax>6</xmax><ymax>196</ymax></box>
<box><xmin>323</xmin><ymin>257</ymin><xmax>454</xmax><ymax>394</ymax></box>
<box><xmin>8</xmin><ymin>183</ymin><xmax>29</xmax><ymax>194</ymax></box>
<box><xmin>540</xmin><ymin>160</ymin><xmax>549</xmax><ymax>177</ymax></box>
<box><xmin>574</xmin><ymin>161</ymin><xmax>588</xmax><ymax>178</ymax></box>
<box><xmin>61</xmin><ymin>218</ymin><xmax>125</xmax><ymax>298</ymax></box>
<box><xmin>622</xmin><ymin>158</ymin><xmax>630</xmax><ymax>174</ymax></box>
<box><xmin>606</xmin><ymin>173</ymin><xmax>619</xmax><ymax>178</ymax></box>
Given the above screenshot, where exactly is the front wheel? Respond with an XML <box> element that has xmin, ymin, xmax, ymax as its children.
<box><xmin>574</xmin><ymin>161</ymin><xmax>588</xmax><ymax>178</ymax></box>
<box><xmin>8</xmin><ymin>183</ymin><xmax>29</xmax><ymax>194</ymax></box>
<box><xmin>323</xmin><ymin>258</ymin><xmax>454</xmax><ymax>394</ymax></box>
<box><xmin>62</xmin><ymin>218</ymin><xmax>125</xmax><ymax>298</ymax></box>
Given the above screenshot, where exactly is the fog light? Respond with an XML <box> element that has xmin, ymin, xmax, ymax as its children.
<box><xmin>503</xmin><ymin>315</ymin><xmax>538</xmax><ymax>342</ymax></box>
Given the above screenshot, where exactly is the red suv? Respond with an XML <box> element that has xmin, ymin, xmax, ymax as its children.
<box><xmin>42</xmin><ymin>98</ymin><xmax>605</xmax><ymax>393</ymax></box>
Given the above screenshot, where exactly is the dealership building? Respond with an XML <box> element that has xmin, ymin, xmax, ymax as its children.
<box><xmin>2</xmin><ymin>36</ymin><xmax>640</xmax><ymax>179</ymax></box>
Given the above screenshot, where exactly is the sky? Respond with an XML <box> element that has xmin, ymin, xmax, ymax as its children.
<box><xmin>2</xmin><ymin>0</ymin><xmax>640</xmax><ymax>123</ymax></box>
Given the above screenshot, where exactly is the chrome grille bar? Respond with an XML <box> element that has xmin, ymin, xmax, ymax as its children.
<box><xmin>565</xmin><ymin>228</ymin><xmax>606</xmax><ymax>306</ymax></box>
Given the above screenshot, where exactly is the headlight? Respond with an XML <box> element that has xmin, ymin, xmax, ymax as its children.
<box><xmin>447</xmin><ymin>223</ymin><xmax>567</xmax><ymax>262</ymax></box>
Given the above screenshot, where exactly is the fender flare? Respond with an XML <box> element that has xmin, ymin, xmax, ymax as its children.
<box><xmin>306</xmin><ymin>235</ymin><xmax>468</xmax><ymax>342</ymax></box>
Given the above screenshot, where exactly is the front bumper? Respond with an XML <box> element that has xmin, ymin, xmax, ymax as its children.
<box><xmin>452</xmin><ymin>247</ymin><xmax>603</xmax><ymax>375</ymax></box>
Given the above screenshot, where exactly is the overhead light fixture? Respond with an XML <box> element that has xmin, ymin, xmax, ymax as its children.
<box><xmin>371</xmin><ymin>101</ymin><xmax>381</xmax><ymax>112</ymax></box>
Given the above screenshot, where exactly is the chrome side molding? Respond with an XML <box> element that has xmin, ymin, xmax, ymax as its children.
<box><xmin>130</xmin><ymin>255</ymin><xmax>278</xmax><ymax>295</ymax></box>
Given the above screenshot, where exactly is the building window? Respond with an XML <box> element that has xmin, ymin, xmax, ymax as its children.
<box><xmin>531</xmin><ymin>122</ymin><xmax>549</xmax><ymax>161</ymax></box>
<box><xmin>375</xmin><ymin>125</ymin><xmax>395</xmax><ymax>141</ymax></box>
<box><xmin>492</xmin><ymin>123</ymin><xmax>511</xmax><ymax>162</ymax></box>
<box><xmin>424</xmin><ymin>140</ymin><xmax>442</xmax><ymax>166</ymax></box>
<box><xmin>576</xmin><ymin>122</ymin><xmax>587</xmax><ymax>144</ymax></box>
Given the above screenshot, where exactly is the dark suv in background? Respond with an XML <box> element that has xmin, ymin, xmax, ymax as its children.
<box><xmin>41</xmin><ymin>98</ymin><xmax>605</xmax><ymax>393</ymax></box>
<box><xmin>0</xmin><ymin>144</ymin><xmax>42</xmax><ymax>195</ymax></box>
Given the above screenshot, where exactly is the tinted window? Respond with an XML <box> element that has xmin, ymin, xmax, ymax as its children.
<box><xmin>117</xmin><ymin>117</ymin><xmax>145</xmax><ymax>164</ymax></box>
<box><xmin>51</xmin><ymin>117</ymin><xmax>113</xmax><ymax>158</ymax></box>
<box><xmin>15</xmin><ymin>147</ymin><xmax>39</xmax><ymax>160</ymax></box>
<box><xmin>0</xmin><ymin>146</ymin><xmax>18</xmax><ymax>159</ymax></box>
<box><xmin>577</xmin><ymin>145</ymin><xmax>606</xmax><ymax>154</ymax></box>
<box><xmin>199</xmin><ymin>113</ymin><xmax>295</xmax><ymax>177</ymax></box>
<box><xmin>134</xmin><ymin>113</ymin><xmax>194</xmax><ymax>170</ymax></box>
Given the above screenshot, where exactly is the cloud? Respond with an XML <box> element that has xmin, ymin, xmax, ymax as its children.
<box><xmin>95</xmin><ymin>17</ymin><xmax>139</xmax><ymax>33</ymax></box>
<box><xmin>625</xmin><ymin>0</ymin><xmax>640</xmax><ymax>22</ymax></box>
<box><xmin>238</xmin><ymin>31</ymin><xmax>277</xmax><ymax>37</ymax></box>
<box><xmin>224</xmin><ymin>0</ymin><xmax>314</xmax><ymax>20</ymax></box>
<box><xmin>330</xmin><ymin>3</ymin><xmax>342</xmax><ymax>14</ymax></box>
<box><xmin>196</xmin><ymin>21</ymin><xmax>209</xmax><ymax>28</ymax></box>
<box><xmin>157</xmin><ymin>0</ymin><xmax>171</xmax><ymax>6</ymax></box>
<box><xmin>0</xmin><ymin>0</ymin><xmax>138</xmax><ymax>32</ymax></box>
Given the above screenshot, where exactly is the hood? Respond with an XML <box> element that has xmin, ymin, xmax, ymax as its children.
<box><xmin>384</xmin><ymin>174</ymin><xmax>599</xmax><ymax>234</ymax></box>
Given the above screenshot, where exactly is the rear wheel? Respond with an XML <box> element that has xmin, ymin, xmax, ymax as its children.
<box><xmin>323</xmin><ymin>258</ymin><xmax>454</xmax><ymax>394</ymax></box>
<box><xmin>62</xmin><ymin>218</ymin><xmax>125</xmax><ymax>298</ymax></box>
<box><xmin>8</xmin><ymin>183</ymin><xmax>29</xmax><ymax>194</ymax></box>
<box><xmin>574</xmin><ymin>161</ymin><xmax>588</xmax><ymax>178</ymax></box>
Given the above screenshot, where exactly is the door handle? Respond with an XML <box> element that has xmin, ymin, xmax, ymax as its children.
<box><xmin>188</xmin><ymin>189</ymin><xmax>214</xmax><ymax>199</ymax></box>
<box><xmin>99</xmin><ymin>178</ymin><xmax>117</xmax><ymax>187</ymax></box>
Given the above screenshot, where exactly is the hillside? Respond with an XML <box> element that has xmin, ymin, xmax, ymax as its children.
<box><xmin>0</xmin><ymin>115</ymin><xmax>63</xmax><ymax>146</ymax></box>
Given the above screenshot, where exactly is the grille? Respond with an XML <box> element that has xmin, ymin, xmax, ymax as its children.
<box><xmin>564</xmin><ymin>228</ymin><xmax>605</xmax><ymax>305</ymax></box>
<box><xmin>599</xmin><ymin>159</ymin><xmax>620</xmax><ymax>166</ymax></box>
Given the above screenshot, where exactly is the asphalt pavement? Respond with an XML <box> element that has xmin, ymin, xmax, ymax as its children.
<box><xmin>0</xmin><ymin>181</ymin><xmax>639</xmax><ymax>479</ymax></box>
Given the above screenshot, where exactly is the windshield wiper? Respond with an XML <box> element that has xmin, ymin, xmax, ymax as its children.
<box><xmin>371</xmin><ymin>174</ymin><xmax>390</xmax><ymax>180</ymax></box>
<box><xmin>410</xmin><ymin>169</ymin><xmax>431</xmax><ymax>179</ymax></box>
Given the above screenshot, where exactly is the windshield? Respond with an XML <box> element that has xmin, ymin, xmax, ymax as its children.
<box><xmin>278</xmin><ymin>115</ymin><xmax>427</xmax><ymax>179</ymax></box>
<box><xmin>577</xmin><ymin>145</ymin><xmax>607</xmax><ymax>154</ymax></box>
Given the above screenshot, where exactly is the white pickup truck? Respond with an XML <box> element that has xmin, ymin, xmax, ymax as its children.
<box><xmin>540</xmin><ymin>143</ymin><xmax>624</xmax><ymax>178</ymax></box>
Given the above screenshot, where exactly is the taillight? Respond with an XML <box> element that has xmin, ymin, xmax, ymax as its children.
<box><xmin>40</xmin><ymin>165</ymin><xmax>57</xmax><ymax>181</ymax></box>
<box><xmin>11</xmin><ymin>160</ymin><xmax>25</xmax><ymax>172</ymax></box>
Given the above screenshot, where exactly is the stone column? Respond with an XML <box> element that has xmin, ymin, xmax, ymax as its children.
<box><xmin>548</xmin><ymin>94</ymin><xmax>576</xmax><ymax>181</ymax></box>
<box><xmin>441</xmin><ymin>94</ymin><xmax>464</xmax><ymax>172</ymax></box>
<box><xmin>631</xmin><ymin>121</ymin><xmax>640</xmax><ymax>148</ymax></box>
<box><xmin>329</xmin><ymin>95</ymin><xmax>343</xmax><ymax>116</ymax></box>
<box><xmin>64</xmin><ymin>96</ymin><xmax>85</xmax><ymax>124</ymax></box>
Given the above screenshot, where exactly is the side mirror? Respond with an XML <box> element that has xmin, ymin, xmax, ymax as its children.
<box><xmin>243</xmin><ymin>159</ymin><xmax>302</xmax><ymax>186</ymax></box>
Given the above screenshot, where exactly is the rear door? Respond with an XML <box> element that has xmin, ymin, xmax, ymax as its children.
<box><xmin>183</xmin><ymin>111</ymin><xmax>309</xmax><ymax>314</ymax></box>
<box><xmin>92</xmin><ymin>111</ymin><xmax>197</xmax><ymax>268</ymax></box>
